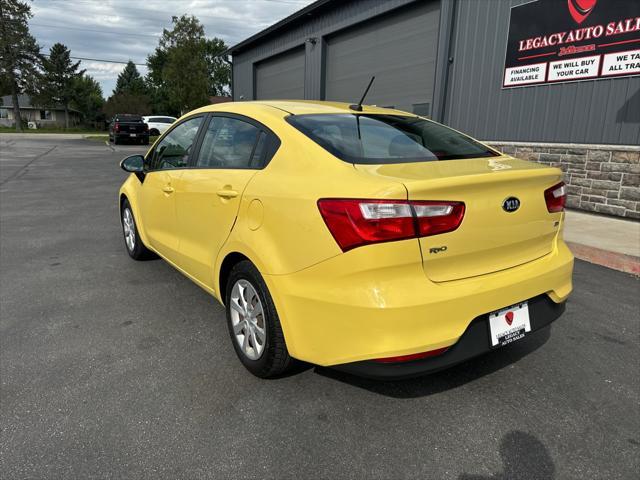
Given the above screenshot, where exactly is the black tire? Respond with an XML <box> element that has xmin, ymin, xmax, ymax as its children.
<box><xmin>114</xmin><ymin>136</ymin><xmax>120</xmax><ymax>145</ymax></box>
<box><xmin>121</xmin><ymin>199</ymin><xmax>155</xmax><ymax>260</ymax></box>
<box><xmin>225</xmin><ymin>260</ymin><xmax>293</xmax><ymax>378</ymax></box>
<box><xmin>149</xmin><ymin>128</ymin><xmax>159</xmax><ymax>136</ymax></box>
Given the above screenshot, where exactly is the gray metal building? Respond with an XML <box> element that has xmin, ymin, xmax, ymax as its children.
<box><xmin>227</xmin><ymin>0</ymin><xmax>640</xmax><ymax>146</ymax></box>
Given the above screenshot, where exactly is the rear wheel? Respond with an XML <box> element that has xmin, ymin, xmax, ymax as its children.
<box><xmin>225</xmin><ymin>261</ymin><xmax>292</xmax><ymax>378</ymax></box>
<box><xmin>121</xmin><ymin>199</ymin><xmax>155</xmax><ymax>260</ymax></box>
<box><xmin>149</xmin><ymin>128</ymin><xmax>159</xmax><ymax>136</ymax></box>
<box><xmin>114</xmin><ymin>136</ymin><xmax>120</xmax><ymax>145</ymax></box>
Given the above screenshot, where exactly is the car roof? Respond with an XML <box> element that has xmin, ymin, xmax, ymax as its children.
<box><xmin>191</xmin><ymin>100</ymin><xmax>412</xmax><ymax>117</ymax></box>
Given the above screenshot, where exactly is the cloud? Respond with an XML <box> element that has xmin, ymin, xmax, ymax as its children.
<box><xmin>29</xmin><ymin>0</ymin><xmax>312</xmax><ymax>97</ymax></box>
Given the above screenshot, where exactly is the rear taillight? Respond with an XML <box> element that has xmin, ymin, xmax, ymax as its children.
<box><xmin>114</xmin><ymin>122</ymin><xmax>120</xmax><ymax>132</ymax></box>
<box><xmin>317</xmin><ymin>199</ymin><xmax>465</xmax><ymax>252</ymax></box>
<box><xmin>544</xmin><ymin>182</ymin><xmax>567</xmax><ymax>213</ymax></box>
<box><xmin>413</xmin><ymin>201</ymin><xmax>466</xmax><ymax>237</ymax></box>
<box><xmin>317</xmin><ymin>200</ymin><xmax>415</xmax><ymax>251</ymax></box>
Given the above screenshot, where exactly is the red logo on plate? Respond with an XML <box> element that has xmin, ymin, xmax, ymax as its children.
<box><xmin>568</xmin><ymin>0</ymin><xmax>597</xmax><ymax>24</ymax></box>
<box><xmin>505</xmin><ymin>311</ymin><xmax>514</xmax><ymax>326</ymax></box>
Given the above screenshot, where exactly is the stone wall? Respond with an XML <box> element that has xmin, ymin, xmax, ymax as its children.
<box><xmin>488</xmin><ymin>142</ymin><xmax>640</xmax><ymax>220</ymax></box>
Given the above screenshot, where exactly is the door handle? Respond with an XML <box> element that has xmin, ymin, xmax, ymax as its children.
<box><xmin>216</xmin><ymin>189</ymin><xmax>239</xmax><ymax>199</ymax></box>
<box><xmin>162</xmin><ymin>185</ymin><xmax>175</xmax><ymax>194</ymax></box>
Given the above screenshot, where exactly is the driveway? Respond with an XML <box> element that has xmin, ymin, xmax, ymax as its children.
<box><xmin>1</xmin><ymin>136</ymin><xmax>638</xmax><ymax>479</ymax></box>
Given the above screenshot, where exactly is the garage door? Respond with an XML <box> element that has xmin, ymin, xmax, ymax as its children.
<box><xmin>255</xmin><ymin>47</ymin><xmax>305</xmax><ymax>100</ymax></box>
<box><xmin>324</xmin><ymin>1</ymin><xmax>439</xmax><ymax>115</ymax></box>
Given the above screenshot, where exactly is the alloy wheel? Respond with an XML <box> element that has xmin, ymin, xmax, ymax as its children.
<box><xmin>123</xmin><ymin>208</ymin><xmax>136</xmax><ymax>252</ymax></box>
<box><xmin>229</xmin><ymin>279</ymin><xmax>266</xmax><ymax>360</ymax></box>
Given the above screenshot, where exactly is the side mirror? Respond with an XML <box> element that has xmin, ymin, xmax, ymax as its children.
<box><xmin>120</xmin><ymin>155</ymin><xmax>144</xmax><ymax>173</ymax></box>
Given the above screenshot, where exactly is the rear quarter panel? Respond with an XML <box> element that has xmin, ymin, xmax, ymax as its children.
<box><xmin>214</xmin><ymin>108</ymin><xmax>409</xmax><ymax>292</ymax></box>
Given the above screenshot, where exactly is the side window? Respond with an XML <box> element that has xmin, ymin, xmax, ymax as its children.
<box><xmin>196</xmin><ymin>117</ymin><xmax>261</xmax><ymax>169</ymax></box>
<box><xmin>147</xmin><ymin>116</ymin><xmax>203</xmax><ymax>171</ymax></box>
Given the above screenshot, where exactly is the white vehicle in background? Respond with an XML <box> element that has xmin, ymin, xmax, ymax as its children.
<box><xmin>142</xmin><ymin>116</ymin><xmax>177</xmax><ymax>136</ymax></box>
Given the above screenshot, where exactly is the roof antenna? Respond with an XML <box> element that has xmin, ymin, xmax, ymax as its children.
<box><xmin>349</xmin><ymin>76</ymin><xmax>375</xmax><ymax>112</ymax></box>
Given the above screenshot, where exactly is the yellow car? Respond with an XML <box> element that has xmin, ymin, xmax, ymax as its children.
<box><xmin>118</xmin><ymin>100</ymin><xmax>573</xmax><ymax>379</ymax></box>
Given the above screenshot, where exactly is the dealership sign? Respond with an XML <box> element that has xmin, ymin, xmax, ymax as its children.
<box><xmin>503</xmin><ymin>0</ymin><xmax>640</xmax><ymax>88</ymax></box>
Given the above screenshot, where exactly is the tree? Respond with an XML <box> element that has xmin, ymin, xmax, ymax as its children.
<box><xmin>160</xmin><ymin>15</ymin><xmax>209</xmax><ymax>114</ymax></box>
<box><xmin>0</xmin><ymin>0</ymin><xmax>43</xmax><ymax>132</ymax></box>
<box><xmin>146</xmin><ymin>15</ymin><xmax>230</xmax><ymax>115</ymax></box>
<box><xmin>145</xmin><ymin>46</ymin><xmax>176</xmax><ymax>115</ymax></box>
<box><xmin>145</xmin><ymin>78</ymin><xmax>175</xmax><ymax>116</ymax></box>
<box><xmin>35</xmin><ymin>43</ymin><xmax>85</xmax><ymax>128</ymax></box>
<box><xmin>102</xmin><ymin>92</ymin><xmax>151</xmax><ymax>119</ymax></box>
<box><xmin>71</xmin><ymin>74</ymin><xmax>104</xmax><ymax>127</ymax></box>
<box><xmin>205</xmin><ymin>37</ymin><xmax>230</xmax><ymax>97</ymax></box>
<box><xmin>113</xmin><ymin>60</ymin><xmax>146</xmax><ymax>96</ymax></box>
<box><xmin>108</xmin><ymin>60</ymin><xmax>150</xmax><ymax>119</ymax></box>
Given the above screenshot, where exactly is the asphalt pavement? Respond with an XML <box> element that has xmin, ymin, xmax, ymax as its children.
<box><xmin>1</xmin><ymin>136</ymin><xmax>638</xmax><ymax>479</ymax></box>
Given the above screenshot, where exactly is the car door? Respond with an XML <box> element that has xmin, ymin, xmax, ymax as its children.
<box><xmin>174</xmin><ymin>114</ymin><xmax>274</xmax><ymax>288</ymax></box>
<box><xmin>138</xmin><ymin>115</ymin><xmax>204</xmax><ymax>264</ymax></box>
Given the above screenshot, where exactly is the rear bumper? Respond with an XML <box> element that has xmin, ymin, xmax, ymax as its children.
<box><xmin>332</xmin><ymin>294</ymin><xmax>565</xmax><ymax>380</ymax></box>
<box><xmin>264</xmin><ymin>237</ymin><xmax>573</xmax><ymax>367</ymax></box>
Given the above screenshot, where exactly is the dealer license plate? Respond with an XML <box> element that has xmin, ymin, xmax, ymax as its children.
<box><xmin>130</xmin><ymin>133</ymin><xmax>137</xmax><ymax>137</ymax></box>
<box><xmin>488</xmin><ymin>302</ymin><xmax>531</xmax><ymax>348</ymax></box>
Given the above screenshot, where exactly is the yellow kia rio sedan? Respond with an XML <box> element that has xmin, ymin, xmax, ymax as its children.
<box><xmin>118</xmin><ymin>100</ymin><xmax>573</xmax><ymax>379</ymax></box>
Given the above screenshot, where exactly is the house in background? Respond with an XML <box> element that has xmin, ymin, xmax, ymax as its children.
<box><xmin>0</xmin><ymin>94</ymin><xmax>81</xmax><ymax>128</ymax></box>
<box><xmin>209</xmin><ymin>96</ymin><xmax>232</xmax><ymax>105</ymax></box>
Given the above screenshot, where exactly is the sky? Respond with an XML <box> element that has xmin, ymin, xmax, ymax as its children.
<box><xmin>28</xmin><ymin>0</ymin><xmax>314</xmax><ymax>97</ymax></box>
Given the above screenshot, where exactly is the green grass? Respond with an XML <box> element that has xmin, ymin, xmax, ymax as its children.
<box><xmin>0</xmin><ymin>126</ymin><xmax>159</xmax><ymax>144</ymax></box>
<box><xmin>0</xmin><ymin>126</ymin><xmax>106</xmax><ymax>135</ymax></box>
<box><xmin>84</xmin><ymin>135</ymin><xmax>109</xmax><ymax>142</ymax></box>
<box><xmin>84</xmin><ymin>135</ymin><xmax>159</xmax><ymax>144</ymax></box>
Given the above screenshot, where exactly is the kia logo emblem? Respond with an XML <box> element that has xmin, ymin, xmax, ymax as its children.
<box><xmin>502</xmin><ymin>197</ymin><xmax>521</xmax><ymax>213</ymax></box>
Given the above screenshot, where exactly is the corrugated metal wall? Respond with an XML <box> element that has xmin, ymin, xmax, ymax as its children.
<box><xmin>254</xmin><ymin>47</ymin><xmax>305</xmax><ymax>100</ymax></box>
<box><xmin>231</xmin><ymin>0</ymin><xmax>422</xmax><ymax>102</ymax></box>
<box><xmin>444</xmin><ymin>0</ymin><xmax>640</xmax><ymax>145</ymax></box>
<box><xmin>324</xmin><ymin>1</ymin><xmax>439</xmax><ymax>112</ymax></box>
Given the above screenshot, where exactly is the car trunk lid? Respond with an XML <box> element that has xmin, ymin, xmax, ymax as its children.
<box><xmin>355</xmin><ymin>157</ymin><xmax>563</xmax><ymax>282</ymax></box>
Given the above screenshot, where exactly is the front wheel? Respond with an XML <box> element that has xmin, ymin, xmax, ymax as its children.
<box><xmin>121</xmin><ymin>199</ymin><xmax>155</xmax><ymax>260</ymax></box>
<box><xmin>225</xmin><ymin>261</ymin><xmax>293</xmax><ymax>378</ymax></box>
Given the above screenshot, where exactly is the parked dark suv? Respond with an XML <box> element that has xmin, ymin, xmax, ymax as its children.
<box><xmin>109</xmin><ymin>114</ymin><xmax>149</xmax><ymax>145</ymax></box>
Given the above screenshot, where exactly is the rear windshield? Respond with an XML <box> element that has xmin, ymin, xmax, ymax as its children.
<box><xmin>115</xmin><ymin>114</ymin><xmax>143</xmax><ymax>122</ymax></box>
<box><xmin>286</xmin><ymin>114</ymin><xmax>499</xmax><ymax>164</ymax></box>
